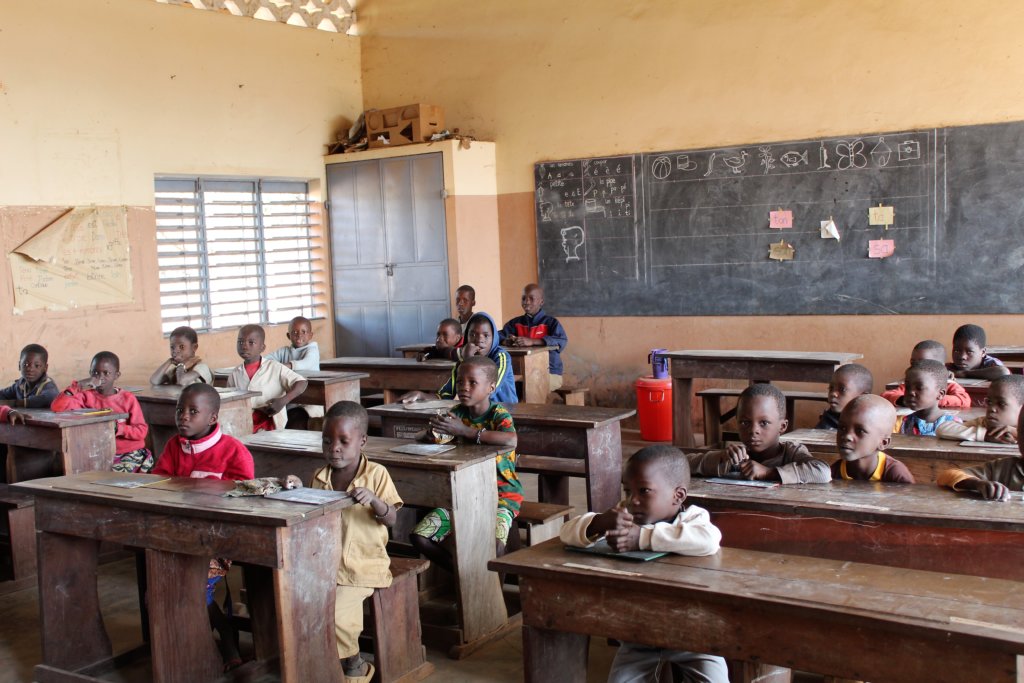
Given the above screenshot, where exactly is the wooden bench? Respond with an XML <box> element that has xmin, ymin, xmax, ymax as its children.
<box><xmin>491</xmin><ymin>541</ymin><xmax>1024</xmax><ymax>683</ymax></box>
<box><xmin>553</xmin><ymin>386</ymin><xmax>588</xmax><ymax>406</ymax></box>
<box><xmin>697</xmin><ymin>387</ymin><xmax>828</xmax><ymax>446</ymax></box>
<box><xmin>0</xmin><ymin>483</ymin><xmax>36</xmax><ymax>592</ymax></box>
<box><xmin>514</xmin><ymin>501</ymin><xmax>573</xmax><ymax>547</ymax></box>
<box><xmin>365</xmin><ymin>557</ymin><xmax>434</xmax><ymax>683</ymax></box>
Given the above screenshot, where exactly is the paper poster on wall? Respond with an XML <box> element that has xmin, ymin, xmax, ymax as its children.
<box><xmin>868</xmin><ymin>204</ymin><xmax>894</xmax><ymax>229</ymax></box>
<box><xmin>868</xmin><ymin>239</ymin><xmax>895</xmax><ymax>258</ymax></box>
<box><xmin>7</xmin><ymin>206</ymin><xmax>134</xmax><ymax>313</ymax></box>
<box><xmin>768</xmin><ymin>240</ymin><xmax>795</xmax><ymax>261</ymax></box>
<box><xmin>768</xmin><ymin>209</ymin><xmax>793</xmax><ymax>229</ymax></box>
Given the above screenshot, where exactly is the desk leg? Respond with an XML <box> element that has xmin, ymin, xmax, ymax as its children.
<box><xmin>703</xmin><ymin>397</ymin><xmax>723</xmax><ymax>448</ymax></box>
<box><xmin>145</xmin><ymin>549</ymin><xmax>221</xmax><ymax>683</ymax></box>
<box><xmin>522</xmin><ymin>353</ymin><xmax>550</xmax><ymax>404</ymax></box>
<box><xmin>219</xmin><ymin>402</ymin><xmax>254</xmax><ymax>440</ymax></box>
<box><xmin>37</xmin><ymin>531</ymin><xmax>111</xmax><ymax>670</ymax></box>
<box><xmin>585</xmin><ymin>424</ymin><xmax>623</xmax><ymax>513</ymax></box>
<box><xmin>673</xmin><ymin>377</ymin><xmax>695</xmax><ymax>448</ymax></box>
<box><xmin>324</xmin><ymin>381</ymin><xmax>360</xmax><ymax>410</ymax></box>
<box><xmin>274</xmin><ymin>513</ymin><xmax>344</xmax><ymax>683</ymax></box>
<box><xmin>450</xmin><ymin>466</ymin><xmax>507</xmax><ymax>644</ymax></box>
<box><xmin>523</xmin><ymin>625</ymin><xmax>587</xmax><ymax>683</ymax></box>
<box><xmin>62</xmin><ymin>422</ymin><xmax>118</xmax><ymax>474</ymax></box>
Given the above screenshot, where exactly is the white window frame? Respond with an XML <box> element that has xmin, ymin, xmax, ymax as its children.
<box><xmin>154</xmin><ymin>176</ymin><xmax>323</xmax><ymax>334</ymax></box>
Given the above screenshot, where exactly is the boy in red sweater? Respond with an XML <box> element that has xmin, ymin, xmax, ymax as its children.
<box><xmin>151</xmin><ymin>383</ymin><xmax>254</xmax><ymax>481</ymax></box>
<box><xmin>51</xmin><ymin>351</ymin><xmax>152</xmax><ymax>473</ymax></box>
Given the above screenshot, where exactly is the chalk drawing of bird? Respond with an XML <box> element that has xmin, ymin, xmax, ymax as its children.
<box><xmin>723</xmin><ymin>150</ymin><xmax>749</xmax><ymax>175</ymax></box>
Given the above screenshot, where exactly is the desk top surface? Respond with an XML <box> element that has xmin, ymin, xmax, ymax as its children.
<box><xmin>396</xmin><ymin>343</ymin><xmax>556</xmax><ymax>357</ymax></box>
<box><xmin>241</xmin><ymin>431</ymin><xmax>501</xmax><ymax>471</ymax></box>
<box><xmin>662</xmin><ymin>350</ymin><xmax>863</xmax><ymax>364</ymax></box>
<box><xmin>687</xmin><ymin>477</ymin><xmax>1024</xmax><ymax>531</ymax></box>
<box><xmin>988</xmin><ymin>345</ymin><xmax>1024</xmax><ymax>356</ymax></box>
<box><xmin>321</xmin><ymin>356</ymin><xmax>454</xmax><ymax>370</ymax></box>
<box><xmin>0</xmin><ymin>408</ymin><xmax>128</xmax><ymax>428</ymax></box>
<box><xmin>211</xmin><ymin>368</ymin><xmax>369</xmax><ymax>383</ymax></box>
<box><xmin>491</xmin><ymin>541</ymin><xmax>1024</xmax><ymax>643</ymax></box>
<box><xmin>780</xmin><ymin>428</ymin><xmax>1008</xmax><ymax>463</ymax></box>
<box><xmin>885</xmin><ymin>377</ymin><xmax>990</xmax><ymax>390</ymax></box>
<box><xmin>14</xmin><ymin>470</ymin><xmax>351</xmax><ymax>526</ymax></box>
<box><xmin>132</xmin><ymin>385</ymin><xmax>260</xmax><ymax>403</ymax></box>
<box><xmin>369</xmin><ymin>401</ymin><xmax>635</xmax><ymax>427</ymax></box>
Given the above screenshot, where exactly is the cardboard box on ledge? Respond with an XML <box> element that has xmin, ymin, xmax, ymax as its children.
<box><xmin>365</xmin><ymin>104</ymin><xmax>445</xmax><ymax>148</ymax></box>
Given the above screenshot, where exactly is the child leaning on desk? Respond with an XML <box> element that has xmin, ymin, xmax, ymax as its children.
<box><xmin>687</xmin><ymin>384</ymin><xmax>831</xmax><ymax>483</ymax></box>
<box><xmin>51</xmin><ymin>351</ymin><xmax>153</xmax><ymax>473</ymax></box>
<box><xmin>936</xmin><ymin>374</ymin><xmax>1024</xmax><ymax>444</ymax></box>
<box><xmin>148</xmin><ymin>326</ymin><xmax>213</xmax><ymax>387</ymax></box>
<box><xmin>832</xmin><ymin>395</ymin><xmax>915</xmax><ymax>483</ymax></box>
<box><xmin>881</xmin><ymin>339</ymin><xmax>971</xmax><ymax>409</ymax></box>
<box><xmin>150</xmin><ymin>383</ymin><xmax>255</xmax><ymax>672</ymax></box>
<box><xmin>560</xmin><ymin>446</ymin><xmax>728</xmax><ymax>683</ymax></box>
<box><xmin>293</xmin><ymin>400</ymin><xmax>401</xmax><ymax>683</ymax></box>
<box><xmin>266</xmin><ymin>316</ymin><xmax>322</xmax><ymax>430</ymax></box>
<box><xmin>937</xmin><ymin>404</ymin><xmax>1024</xmax><ymax>501</ymax></box>
<box><xmin>0</xmin><ymin>343</ymin><xmax>59</xmax><ymax>408</ymax></box>
<box><xmin>410</xmin><ymin>356</ymin><xmax>522</xmax><ymax>564</ymax></box>
<box><xmin>949</xmin><ymin>324</ymin><xmax>1011</xmax><ymax>381</ymax></box>
<box><xmin>896</xmin><ymin>359</ymin><xmax>961</xmax><ymax>436</ymax></box>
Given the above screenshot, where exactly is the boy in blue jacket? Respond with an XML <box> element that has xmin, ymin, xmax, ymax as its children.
<box><xmin>500</xmin><ymin>284</ymin><xmax>568</xmax><ymax>392</ymax></box>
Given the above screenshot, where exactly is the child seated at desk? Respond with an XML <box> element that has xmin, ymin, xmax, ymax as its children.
<box><xmin>416</xmin><ymin>318</ymin><xmax>463</xmax><ymax>361</ymax></box>
<box><xmin>52</xmin><ymin>351</ymin><xmax>152</xmax><ymax>473</ymax></box>
<box><xmin>499</xmin><ymin>283</ymin><xmax>569</xmax><ymax>392</ymax></box>
<box><xmin>896</xmin><ymin>359</ymin><xmax>961</xmax><ymax>436</ymax></box>
<box><xmin>300</xmin><ymin>401</ymin><xmax>401</xmax><ymax>683</ymax></box>
<box><xmin>150</xmin><ymin>383</ymin><xmax>255</xmax><ymax>671</ymax></box>
<box><xmin>814</xmin><ymin>363</ymin><xmax>873</xmax><ymax>430</ymax></box>
<box><xmin>401</xmin><ymin>312</ymin><xmax>518</xmax><ymax>405</ymax></box>
<box><xmin>560</xmin><ymin>446</ymin><xmax>727</xmax><ymax>683</ymax></box>
<box><xmin>881</xmin><ymin>339</ymin><xmax>971</xmax><ymax>409</ymax></box>
<box><xmin>937</xmin><ymin>404</ymin><xmax>1024</xmax><ymax>501</ymax></box>
<box><xmin>949</xmin><ymin>324</ymin><xmax>1010</xmax><ymax>381</ymax></box>
<box><xmin>148</xmin><ymin>326</ymin><xmax>213</xmax><ymax>386</ymax></box>
<box><xmin>410</xmin><ymin>356</ymin><xmax>522</xmax><ymax>565</ymax></box>
<box><xmin>454</xmin><ymin>284</ymin><xmax>476</xmax><ymax>334</ymax></box>
<box><xmin>227</xmin><ymin>324</ymin><xmax>308</xmax><ymax>432</ymax></box>
<box><xmin>0</xmin><ymin>344</ymin><xmax>58</xmax><ymax>408</ymax></box>
<box><xmin>833</xmin><ymin>395</ymin><xmax>914</xmax><ymax>483</ymax></box>
<box><xmin>266</xmin><ymin>316</ymin><xmax>321</xmax><ymax>430</ymax></box>
<box><xmin>688</xmin><ymin>384</ymin><xmax>830</xmax><ymax>483</ymax></box>
<box><xmin>937</xmin><ymin>374</ymin><xmax>1024</xmax><ymax>444</ymax></box>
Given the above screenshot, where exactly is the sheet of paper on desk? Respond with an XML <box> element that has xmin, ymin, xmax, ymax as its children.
<box><xmin>706</xmin><ymin>477</ymin><xmax>780</xmax><ymax>488</ymax></box>
<box><xmin>389</xmin><ymin>443</ymin><xmax>457</xmax><ymax>456</ymax></box>
<box><xmin>93</xmin><ymin>476</ymin><xmax>171</xmax><ymax>489</ymax></box>
<box><xmin>402</xmin><ymin>400</ymin><xmax>458</xmax><ymax>412</ymax></box>
<box><xmin>566</xmin><ymin>538</ymin><xmax>667</xmax><ymax>562</ymax></box>
<box><xmin>959</xmin><ymin>440</ymin><xmax>1019</xmax><ymax>450</ymax></box>
<box><xmin>265</xmin><ymin>488</ymin><xmax>351</xmax><ymax>505</ymax></box>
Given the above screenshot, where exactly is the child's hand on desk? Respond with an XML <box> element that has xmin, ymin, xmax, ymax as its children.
<box><xmin>963</xmin><ymin>478</ymin><xmax>1011</xmax><ymax>501</ymax></box>
<box><xmin>284</xmin><ymin>475</ymin><xmax>303</xmax><ymax>489</ymax></box>
<box><xmin>6</xmin><ymin>410</ymin><xmax>26</xmax><ymax>425</ymax></box>
<box><xmin>428</xmin><ymin>412</ymin><xmax>470</xmax><ymax>438</ymax></box>
<box><xmin>738</xmin><ymin>459</ymin><xmax>772</xmax><ymax>481</ymax></box>
<box><xmin>261</xmin><ymin>397</ymin><xmax>288</xmax><ymax>416</ymax></box>
<box><xmin>986</xmin><ymin>424</ymin><xmax>1018</xmax><ymax>444</ymax></box>
<box><xmin>605</xmin><ymin>521</ymin><xmax>641</xmax><ymax>553</ymax></box>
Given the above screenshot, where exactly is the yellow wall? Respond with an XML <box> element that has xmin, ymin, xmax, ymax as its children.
<box><xmin>360</xmin><ymin>0</ymin><xmax>1024</xmax><ymax>409</ymax></box>
<box><xmin>0</xmin><ymin>0</ymin><xmax>362</xmax><ymax>385</ymax></box>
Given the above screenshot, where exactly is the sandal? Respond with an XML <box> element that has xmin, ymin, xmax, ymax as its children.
<box><xmin>344</xmin><ymin>660</ymin><xmax>375</xmax><ymax>683</ymax></box>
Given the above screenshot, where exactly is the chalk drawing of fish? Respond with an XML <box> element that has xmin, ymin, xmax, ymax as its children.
<box><xmin>780</xmin><ymin>150</ymin><xmax>809</xmax><ymax>168</ymax></box>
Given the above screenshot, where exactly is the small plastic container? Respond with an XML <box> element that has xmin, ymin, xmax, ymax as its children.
<box><xmin>635</xmin><ymin>375</ymin><xmax>673</xmax><ymax>442</ymax></box>
<box><xmin>648</xmin><ymin>348</ymin><xmax>669</xmax><ymax>379</ymax></box>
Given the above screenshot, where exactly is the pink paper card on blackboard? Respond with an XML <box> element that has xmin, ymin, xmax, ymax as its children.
<box><xmin>769</xmin><ymin>210</ymin><xmax>793</xmax><ymax>229</ymax></box>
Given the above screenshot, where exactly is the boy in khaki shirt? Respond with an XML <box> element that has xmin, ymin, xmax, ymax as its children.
<box><xmin>302</xmin><ymin>401</ymin><xmax>402</xmax><ymax>682</ymax></box>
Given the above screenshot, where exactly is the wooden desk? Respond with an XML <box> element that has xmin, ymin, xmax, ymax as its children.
<box><xmin>687</xmin><ymin>478</ymin><xmax>1024</xmax><ymax>582</ymax></box>
<box><xmin>132</xmin><ymin>386</ymin><xmax>259</xmax><ymax>457</ymax></box>
<box><xmin>989</xmin><ymin>345</ymin><xmax>1024</xmax><ymax>362</ymax></box>
<box><xmin>212</xmin><ymin>368</ymin><xmax>367</xmax><ymax>410</ymax></box>
<box><xmin>395</xmin><ymin>344</ymin><xmax>556</xmax><ymax>403</ymax></box>
<box><xmin>780</xmin><ymin>427</ymin><xmax>1003</xmax><ymax>483</ymax></box>
<box><xmin>321</xmin><ymin>357</ymin><xmax>454</xmax><ymax>404</ymax></box>
<box><xmin>663</xmin><ymin>350</ymin><xmax>863</xmax><ymax>448</ymax></box>
<box><xmin>15</xmin><ymin>471</ymin><xmax>350</xmax><ymax>683</ymax></box>
<box><xmin>490</xmin><ymin>541</ymin><xmax>1024</xmax><ymax>683</ymax></box>
<box><xmin>240</xmin><ymin>431</ymin><xmax>509</xmax><ymax>652</ymax></box>
<box><xmin>0</xmin><ymin>409</ymin><xmax>126</xmax><ymax>483</ymax></box>
<box><xmin>369</xmin><ymin>402</ymin><xmax>635</xmax><ymax>512</ymax></box>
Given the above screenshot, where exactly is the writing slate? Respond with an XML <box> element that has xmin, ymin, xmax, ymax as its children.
<box><xmin>535</xmin><ymin>120</ymin><xmax>1024</xmax><ymax>316</ymax></box>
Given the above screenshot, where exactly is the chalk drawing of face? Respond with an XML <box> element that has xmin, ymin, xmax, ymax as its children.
<box><xmin>560</xmin><ymin>226</ymin><xmax>584</xmax><ymax>262</ymax></box>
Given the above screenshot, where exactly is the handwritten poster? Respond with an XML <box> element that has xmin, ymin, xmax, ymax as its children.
<box><xmin>768</xmin><ymin>209</ymin><xmax>793</xmax><ymax>229</ymax></box>
<box><xmin>868</xmin><ymin>239</ymin><xmax>895</xmax><ymax>258</ymax></box>
<box><xmin>7</xmin><ymin>206</ymin><xmax>133</xmax><ymax>313</ymax></box>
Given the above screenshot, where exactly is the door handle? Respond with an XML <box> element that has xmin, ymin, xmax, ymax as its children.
<box><xmin>385</xmin><ymin>263</ymin><xmax>394</xmax><ymax>277</ymax></box>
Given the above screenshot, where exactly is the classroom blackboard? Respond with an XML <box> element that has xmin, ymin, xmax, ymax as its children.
<box><xmin>535</xmin><ymin>121</ymin><xmax>1024</xmax><ymax>316</ymax></box>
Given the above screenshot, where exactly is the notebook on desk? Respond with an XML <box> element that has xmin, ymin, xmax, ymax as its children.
<box><xmin>566</xmin><ymin>538</ymin><xmax>668</xmax><ymax>562</ymax></box>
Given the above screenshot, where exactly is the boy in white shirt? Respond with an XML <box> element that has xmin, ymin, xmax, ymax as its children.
<box><xmin>560</xmin><ymin>446</ymin><xmax>727</xmax><ymax>683</ymax></box>
<box><xmin>266</xmin><ymin>316</ymin><xmax>322</xmax><ymax>429</ymax></box>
